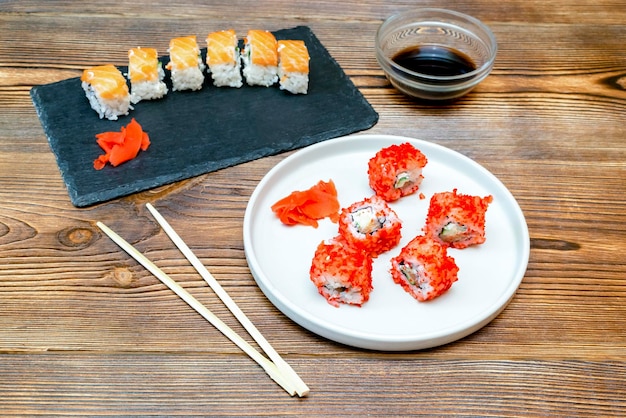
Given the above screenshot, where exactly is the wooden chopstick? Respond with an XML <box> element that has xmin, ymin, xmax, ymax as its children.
<box><xmin>145</xmin><ymin>203</ymin><xmax>310</xmax><ymax>397</ymax></box>
<box><xmin>96</xmin><ymin>221</ymin><xmax>297</xmax><ymax>397</ymax></box>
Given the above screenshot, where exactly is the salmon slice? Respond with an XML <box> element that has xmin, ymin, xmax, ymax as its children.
<box><xmin>166</xmin><ymin>36</ymin><xmax>201</xmax><ymax>70</ymax></box>
<box><xmin>277</xmin><ymin>40</ymin><xmax>309</xmax><ymax>74</ymax></box>
<box><xmin>245</xmin><ymin>30</ymin><xmax>278</xmax><ymax>66</ymax></box>
<box><xmin>80</xmin><ymin>64</ymin><xmax>128</xmax><ymax>99</ymax></box>
<box><xmin>206</xmin><ymin>29</ymin><xmax>238</xmax><ymax>65</ymax></box>
<box><xmin>271</xmin><ymin>180</ymin><xmax>340</xmax><ymax>228</ymax></box>
<box><xmin>128</xmin><ymin>47</ymin><xmax>160</xmax><ymax>83</ymax></box>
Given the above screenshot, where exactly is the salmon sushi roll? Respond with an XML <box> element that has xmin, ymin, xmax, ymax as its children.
<box><xmin>277</xmin><ymin>40</ymin><xmax>309</xmax><ymax>94</ymax></box>
<box><xmin>338</xmin><ymin>195</ymin><xmax>402</xmax><ymax>257</ymax></box>
<box><xmin>368</xmin><ymin>142</ymin><xmax>428</xmax><ymax>202</ymax></box>
<box><xmin>127</xmin><ymin>47</ymin><xmax>168</xmax><ymax>104</ymax></box>
<box><xmin>390</xmin><ymin>235</ymin><xmax>459</xmax><ymax>302</ymax></box>
<box><xmin>81</xmin><ymin>64</ymin><xmax>132</xmax><ymax>120</ymax></box>
<box><xmin>423</xmin><ymin>189</ymin><xmax>493</xmax><ymax>249</ymax></box>
<box><xmin>166</xmin><ymin>35</ymin><xmax>205</xmax><ymax>91</ymax></box>
<box><xmin>310</xmin><ymin>236</ymin><xmax>374</xmax><ymax>307</ymax></box>
<box><xmin>241</xmin><ymin>30</ymin><xmax>278</xmax><ymax>87</ymax></box>
<box><xmin>206</xmin><ymin>29</ymin><xmax>242</xmax><ymax>88</ymax></box>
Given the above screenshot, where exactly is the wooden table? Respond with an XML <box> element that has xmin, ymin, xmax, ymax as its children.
<box><xmin>2</xmin><ymin>0</ymin><xmax>625</xmax><ymax>415</ymax></box>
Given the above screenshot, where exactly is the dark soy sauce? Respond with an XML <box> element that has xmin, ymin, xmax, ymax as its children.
<box><xmin>392</xmin><ymin>45</ymin><xmax>476</xmax><ymax>77</ymax></box>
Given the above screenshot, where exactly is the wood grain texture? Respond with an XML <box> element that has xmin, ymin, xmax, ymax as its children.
<box><xmin>0</xmin><ymin>355</ymin><xmax>624</xmax><ymax>416</ymax></box>
<box><xmin>1</xmin><ymin>0</ymin><xmax>625</xmax><ymax>415</ymax></box>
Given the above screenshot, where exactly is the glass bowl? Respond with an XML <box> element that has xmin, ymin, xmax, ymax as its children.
<box><xmin>376</xmin><ymin>8</ymin><xmax>497</xmax><ymax>101</ymax></box>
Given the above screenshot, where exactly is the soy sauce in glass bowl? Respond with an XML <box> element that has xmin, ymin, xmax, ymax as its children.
<box><xmin>376</xmin><ymin>8</ymin><xmax>497</xmax><ymax>101</ymax></box>
<box><xmin>392</xmin><ymin>45</ymin><xmax>476</xmax><ymax>78</ymax></box>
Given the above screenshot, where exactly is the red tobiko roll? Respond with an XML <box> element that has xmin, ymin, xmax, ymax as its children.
<box><xmin>309</xmin><ymin>236</ymin><xmax>374</xmax><ymax>307</ymax></box>
<box><xmin>368</xmin><ymin>142</ymin><xmax>428</xmax><ymax>202</ymax></box>
<box><xmin>390</xmin><ymin>235</ymin><xmax>459</xmax><ymax>302</ymax></box>
<box><xmin>337</xmin><ymin>195</ymin><xmax>402</xmax><ymax>258</ymax></box>
<box><xmin>423</xmin><ymin>188</ymin><xmax>493</xmax><ymax>249</ymax></box>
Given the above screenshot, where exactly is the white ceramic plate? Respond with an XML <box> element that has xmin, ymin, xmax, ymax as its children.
<box><xmin>243</xmin><ymin>134</ymin><xmax>529</xmax><ymax>351</ymax></box>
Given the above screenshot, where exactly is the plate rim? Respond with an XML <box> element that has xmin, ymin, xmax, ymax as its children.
<box><xmin>243</xmin><ymin>133</ymin><xmax>530</xmax><ymax>350</ymax></box>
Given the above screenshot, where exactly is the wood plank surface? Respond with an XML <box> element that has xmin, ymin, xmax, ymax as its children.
<box><xmin>1</xmin><ymin>0</ymin><xmax>625</xmax><ymax>415</ymax></box>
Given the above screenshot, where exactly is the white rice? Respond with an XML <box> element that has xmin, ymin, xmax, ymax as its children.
<box><xmin>209</xmin><ymin>62</ymin><xmax>242</xmax><ymax>88</ymax></box>
<box><xmin>170</xmin><ymin>60</ymin><xmax>205</xmax><ymax>91</ymax></box>
<box><xmin>278</xmin><ymin>71</ymin><xmax>308</xmax><ymax>94</ymax></box>
<box><xmin>398</xmin><ymin>262</ymin><xmax>433</xmax><ymax>299</ymax></box>
<box><xmin>129</xmin><ymin>66</ymin><xmax>168</xmax><ymax>104</ymax></box>
<box><xmin>321</xmin><ymin>275</ymin><xmax>364</xmax><ymax>305</ymax></box>
<box><xmin>81</xmin><ymin>81</ymin><xmax>132</xmax><ymax>121</ymax></box>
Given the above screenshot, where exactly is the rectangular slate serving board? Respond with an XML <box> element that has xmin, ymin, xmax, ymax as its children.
<box><xmin>30</xmin><ymin>26</ymin><xmax>378</xmax><ymax>207</ymax></box>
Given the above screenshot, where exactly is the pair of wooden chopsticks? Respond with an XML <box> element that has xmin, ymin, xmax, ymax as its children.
<box><xmin>97</xmin><ymin>203</ymin><xmax>309</xmax><ymax>397</ymax></box>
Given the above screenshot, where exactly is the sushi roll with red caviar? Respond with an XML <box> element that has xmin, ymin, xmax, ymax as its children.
<box><xmin>390</xmin><ymin>235</ymin><xmax>459</xmax><ymax>302</ymax></box>
<box><xmin>309</xmin><ymin>236</ymin><xmax>373</xmax><ymax>307</ymax></box>
<box><xmin>423</xmin><ymin>189</ymin><xmax>493</xmax><ymax>249</ymax></box>
<box><xmin>368</xmin><ymin>142</ymin><xmax>428</xmax><ymax>202</ymax></box>
<box><xmin>338</xmin><ymin>195</ymin><xmax>402</xmax><ymax>257</ymax></box>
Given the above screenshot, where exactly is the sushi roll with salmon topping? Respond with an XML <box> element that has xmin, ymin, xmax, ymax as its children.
<box><xmin>206</xmin><ymin>29</ymin><xmax>243</xmax><ymax>88</ymax></box>
<box><xmin>368</xmin><ymin>142</ymin><xmax>428</xmax><ymax>202</ymax></box>
<box><xmin>310</xmin><ymin>236</ymin><xmax>374</xmax><ymax>307</ymax></box>
<box><xmin>338</xmin><ymin>195</ymin><xmax>402</xmax><ymax>258</ymax></box>
<box><xmin>277</xmin><ymin>40</ymin><xmax>310</xmax><ymax>94</ymax></box>
<box><xmin>423</xmin><ymin>189</ymin><xmax>493</xmax><ymax>249</ymax></box>
<box><xmin>127</xmin><ymin>47</ymin><xmax>168</xmax><ymax>104</ymax></box>
<box><xmin>390</xmin><ymin>235</ymin><xmax>459</xmax><ymax>302</ymax></box>
<box><xmin>241</xmin><ymin>30</ymin><xmax>278</xmax><ymax>87</ymax></box>
<box><xmin>166</xmin><ymin>35</ymin><xmax>205</xmax><ymax>91</ymax></box>
<box><xmin>81</xmin><ymin>64</ymin><xmax>132</xmax><ymax>120</ymax></box>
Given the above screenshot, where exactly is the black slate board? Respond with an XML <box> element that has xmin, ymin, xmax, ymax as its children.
<box><xmin>30</xmin><ymin>26</ymin><xmax>378</xmax><ymax>207</ymax></box>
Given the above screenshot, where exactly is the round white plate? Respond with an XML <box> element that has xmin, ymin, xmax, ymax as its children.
<box><xmin>243</xmin><ymin>134</ymin><xmax>529</xmax><ymax>351</ymax></box>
